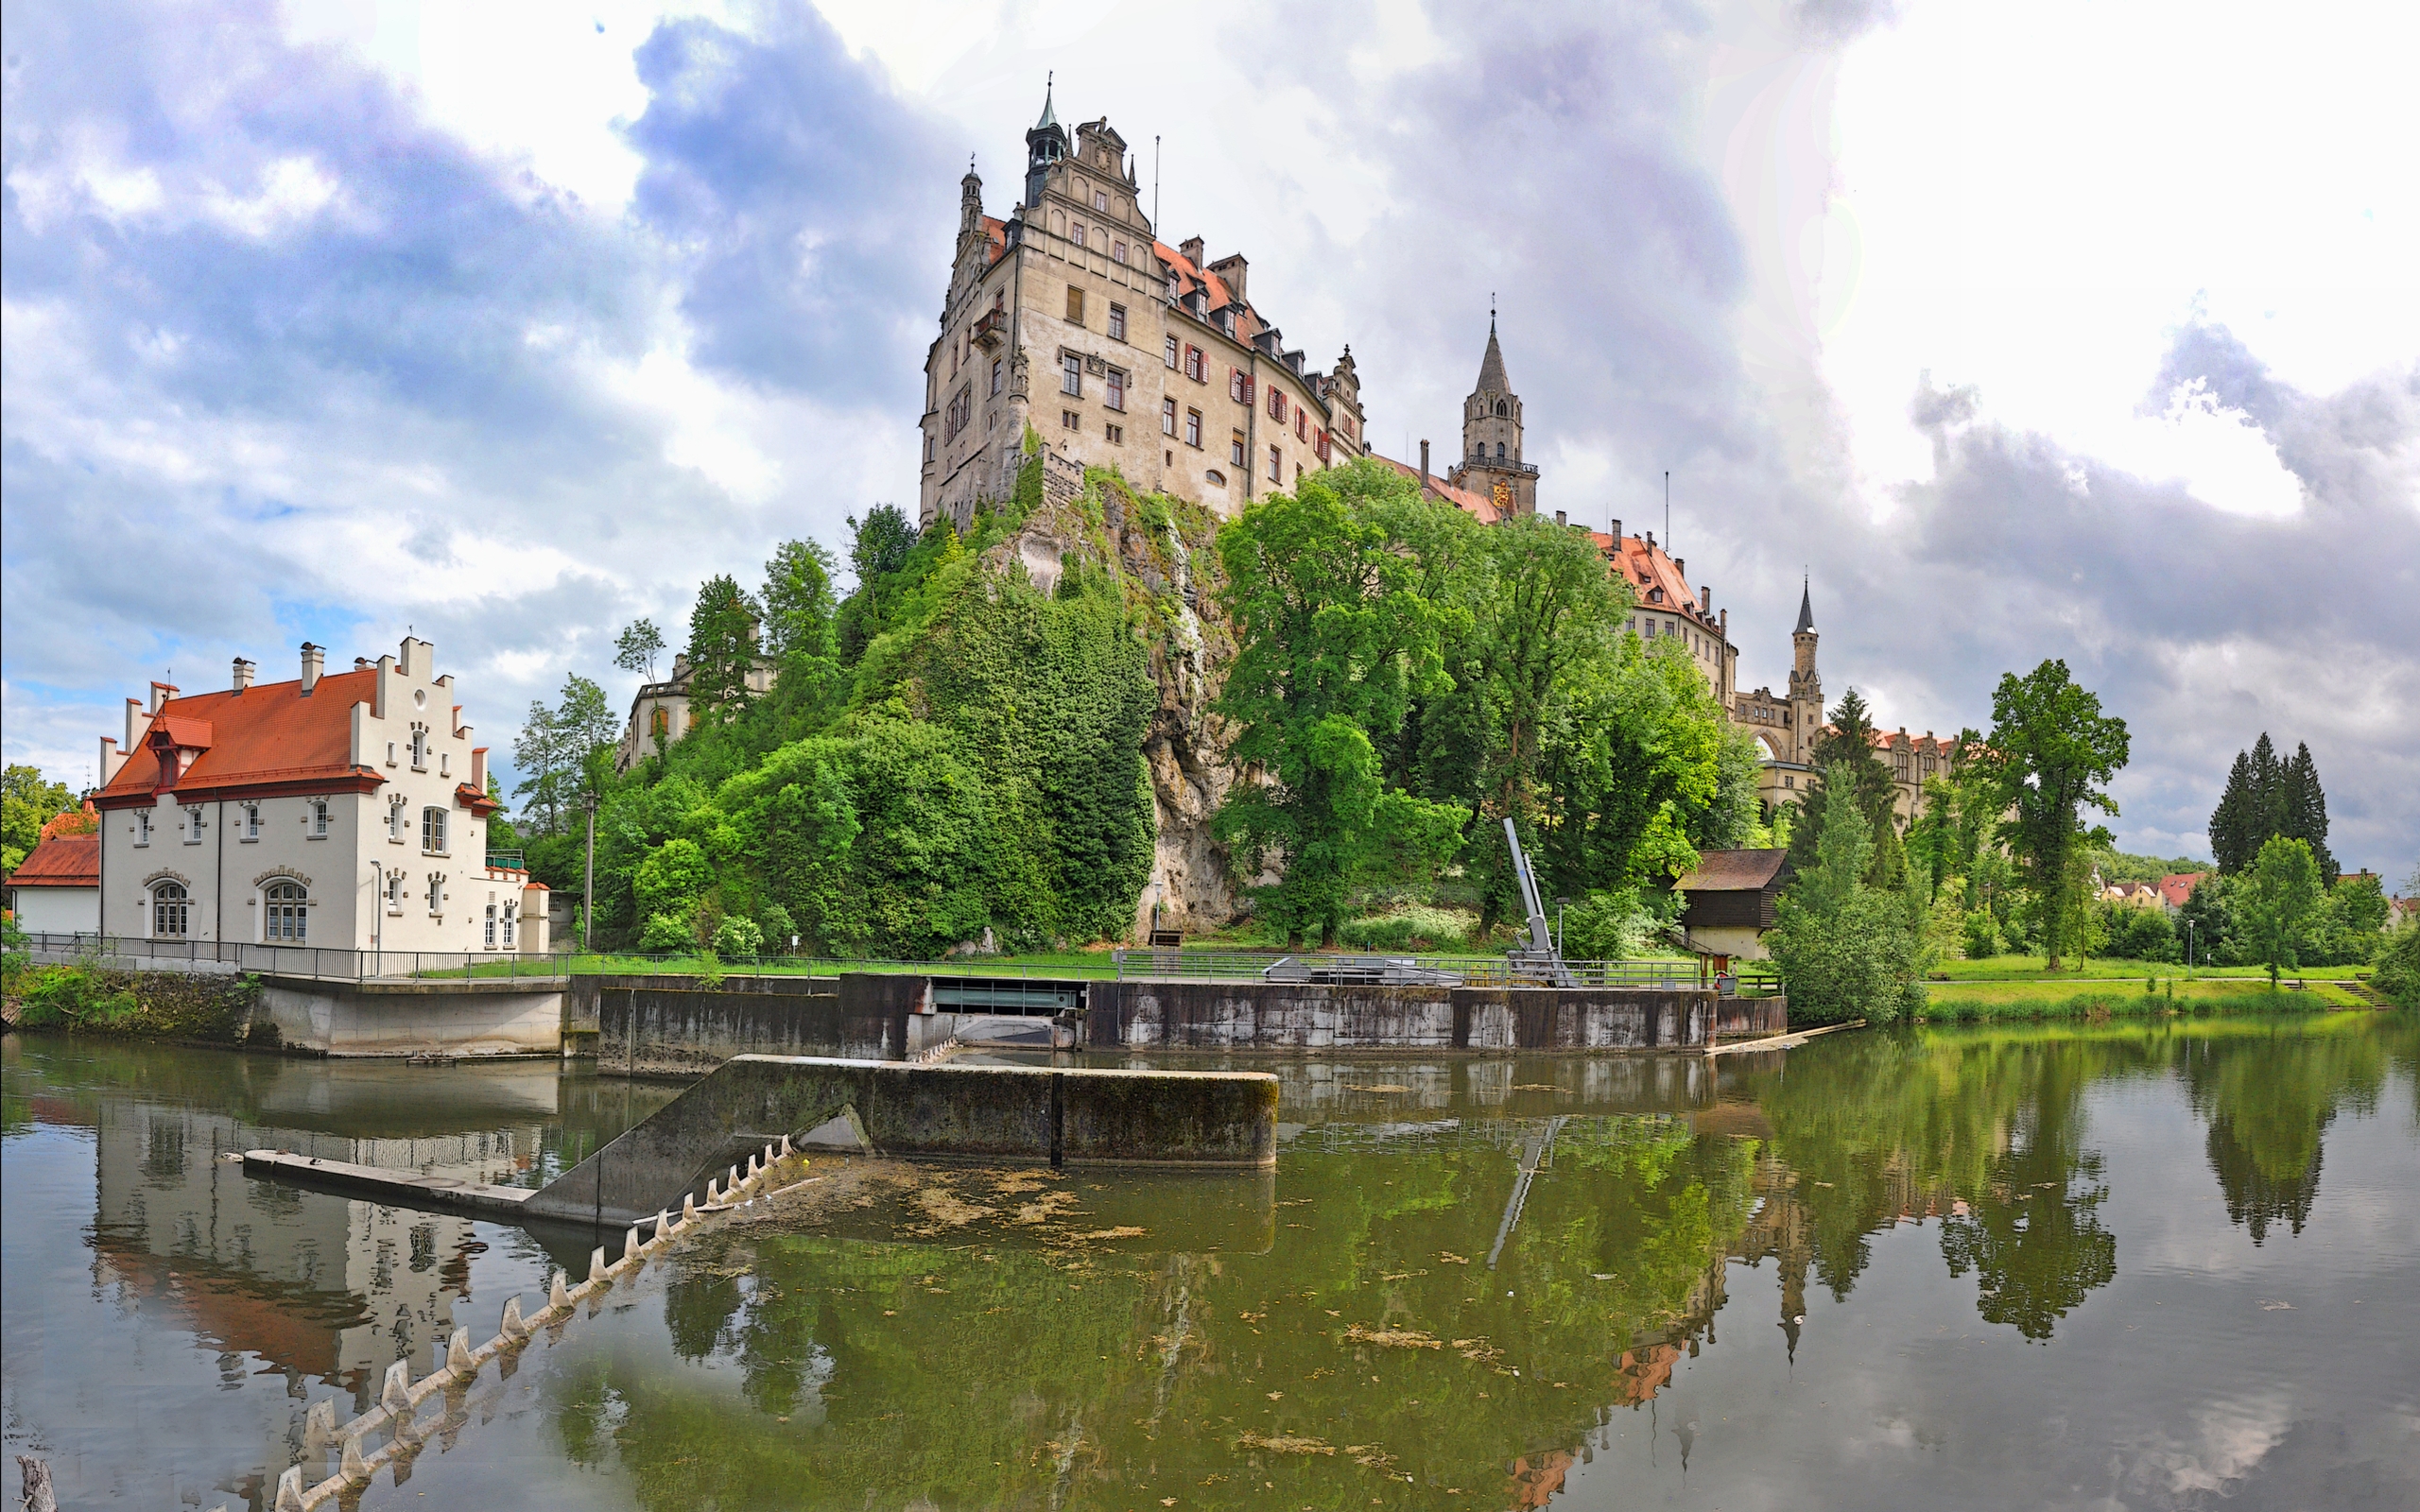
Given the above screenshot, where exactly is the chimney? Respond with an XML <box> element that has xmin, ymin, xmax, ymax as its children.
<box><xmin>124</xmin><ymin>697</ymin><xmax>143</xmax><ymax>751</ymax></box>
<box><xmin>1179</xmin><ymin>235</ymin><xmax>1205</xmax><ymax>267</ymax></box>
<box><xmin>1611</xmin><ymin>518</ymin><xmax>1622</xmax><ymax>544</ymax></box>
<box><xmin>232</xmin><ymin>657</ymin><xmax>254</xmax><ymax>693</ymax></box>
<box><xmin>1675</xmin><ymin>556</ymin><xmax>1685</xmax><ymax>581</ymax></box>
<box><xmin>1702</xmin><ymin>587</ymin><xmax>1712</xmax><ymax>611</ymax></box>
<box><xmin>471</xmin><ymin>747</ymin><xmax>488</xmax><ymax>794</ymax></box>
<box><xmin>300</xmin><ymin>642</ymin><xmax>324</xmax><ymax>696</ymax></box>
<box><xmin>1419</xmin><ymin>439</ymin><xmax>1429</xmax><ymax>489</ymax></box>
<box><xmin>1554</xmin><ymin>509</ymin><xmax>1566</xmax><ymax>526</ymax></box>
<box><xmin>1207</xmin><ymin>251</ymin><xmax>1248</xmax><ymax>303</ymax></box>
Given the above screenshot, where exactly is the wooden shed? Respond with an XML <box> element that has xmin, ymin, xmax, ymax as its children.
<box><xmin>1675</xmin><ymin>848</ymin><xmax>1793</xmax><ymax>964</ymax></box>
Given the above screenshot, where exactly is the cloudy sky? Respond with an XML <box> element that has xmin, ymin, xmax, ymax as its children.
<box><xmin>5</xmin><ymin>0</ymin><xmax>2415</xmax><ymax>872</ymax></box>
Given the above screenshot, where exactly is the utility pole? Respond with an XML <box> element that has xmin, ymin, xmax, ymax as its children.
<box><xmin>581</xmin><ymin>787</ymin><xmax>599</xmax><ymax>954</ymax></box>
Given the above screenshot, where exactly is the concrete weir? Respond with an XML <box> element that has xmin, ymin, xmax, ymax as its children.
<box><xmin>522</xmin><ymin>1055</ymin><xmax>1280</xmax><ymax>1228</ymax></box>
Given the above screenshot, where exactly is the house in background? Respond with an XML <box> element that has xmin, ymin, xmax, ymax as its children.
<box><xmin>90</xmin><ymin>637</ymin><xmax>547</xmax><ymax>954</ymax></box>
<box><xmin>613</xmin><ymin>652</ymin><xmax>777</xmax><ymax>775</ymax></box>
<box><xmin>2157</xmin><ymin>872</ymin><xmax>2206</xmax><ymax>915</ymax></box>
<box><xmin>4</xmin><ymin>803</ymin><xmax>101</xmax><ymax>933</ymax></box>
<box><xmin>1675</xmin><ymin>849</ymin><xmax>1795</xmax><ymax>967</ymax></box>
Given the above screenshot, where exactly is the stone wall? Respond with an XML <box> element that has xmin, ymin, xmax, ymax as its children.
<box><xmin>1086</xmin><ymin>979</ymin><xmax>1773</xmax><ymax>1052</ymax></box>
<box><xmin>569</xmin><ymin>973</ymin><xmax>905</xmax><ymax>1075</ymax></box>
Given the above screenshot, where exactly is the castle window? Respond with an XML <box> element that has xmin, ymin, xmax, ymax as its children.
<box><xmin>310</xmin><ymin>799</ymin><xmax>330</xmax><ymax>837</ymax></box>
<box><xmin>1113</xmin><ymin>241</ymin><xmax>1128</xmax><ymax>264</ymax></box>
<box><xmin>990</xmin><ymin>359</ymin><xmax>1003</xmax><ymax>396</ymax></box>
<box><xmin>1106</xmin><ymin>422</ymin><xmax>1124</xmax><ymax>443</ymax></box>
<box><xmin>426</xmin><ymin>874</ymin><xmax>443</xmax><ymax>914</ymax></box>
<box><xmin>1268</xmin><ymin>387</ymin><xmax>1286</xmax><ymax>422</ymax></box>
<box><xmin>389</xmin><ymin>795</ymin><xmax>408</xmax><ymax>841</ymax></box>
<box><xmin>485</xmin><ymin>902</ymin><xmax>497</xmax><ymax>948</ymax></box>
<box><xmin>264</xmin><ymin>880</ymin><xmax>308</xmax><ymax>942</ymax></box>
<box><xmin>1094</xmin><ymin>189</ymin><xmax>1108</xmax><ymax>212</ymax></box>
<box><xmin>184</xmin><ymin>807</ymin><xmax>203</xmax><ymax>843</ymax></box>
<box><xmin>1496</xmin><ymin>441</ymin><xmax>1506</xmax><ymax>459</ymax></box>
<box><xmin>422</xmin><ymin>805</ymin><xmax>447</xmax><ymax>855</ymax></box>
<box><xmin>502</xmin><ymin>901</ymin><xmax>517</xmax><ymax>949</ymax></box>
<box><xmin>1065</xmin><ymin>286</ymin><xmax>1085</xmax><ymax>324</ymax></box>
<box><xmin>1105</xmin><ymin>368</ymin><xmax>1126</xmax><ymax>411</ymax></box>
<box><xmin>1185</xmin><ymin>408</ymin><xmax>1202</xmax><ymax>447</ymax></box>
<box><xmin>150</xmin><ymin>881</ymin><xmax>188</xmax><ymax>938</ymax></box>
<box><xmin>651</xmin><ymin>707</ymin><xmax>668</xmax><ymax>739</ymax></box>
<box><xmin>386</xmin><ymin>871</ymin><xmax>406</xmax><ymax>913</ymax></box>
<box><xmin>1315</xmin><ymin>428</ymin><xmax>1330</xmax><ymax>461</ymax></box>
<box><xmin>1165</xmin><ymin>335</ymin><xmax>1179</xmax><ymax>369</ymax></box>
<box><xmin>1229</xmin><ymin>369</ymin><xmax>1245</xmax><ymax>404</ymax></box>
<box><xmin>1162</xmin><ymin>397</ymin><xmax>1177</xmax><ymax>435</ymax></box>
<box><xmin>1296</xmin><ymin>410</ymin><xmax>1308</xmax><ymax>441</ymax></box>
<box><xmin>1062</xmin><ymin>354</ymin><xmax>1082</xmax><ymax>396</ymax></box>
<box><xmin>1184</xmin><ymin>345</ymin><xmax>1205</xmax><ymax>382</ymax></box>
<box><xmin>242</xmin><ymin>803</ymin><xmax>260</xmax><ymax>840</ymax></box>
<box><xmin>1205</xmin><ymin>470</ymin><xmax>1226</xmax><ymax>488</ymax></box>
<box><xmin>409</xmin><ymin>729</ymin><xmax>427</xmax><ymax>769</ymax></box>
<box><xmin>1072</xmin><ymin>223</ymin><xmax>1086</xmax><ymax>249</ymax></box>
<box><xmin>1495</xmin><ymin>399</ymin><xmax>1509</xmax><ymax>417</ymax></box>
<box><xmin>1062</xmin><ymin>409</ymin><xmax>1080</xmax><ymax>429</ymax></box>
<box><xmin>1109</xmin><ymin>303</ymin><xmax>1127</xmax><ymax>341</ymax></box>
<box><xmin>1231</xmin><ymin>432</ymin><xmax>1246</xmax><ymax>466</ymax></box>
<box><xmin>1268</xmin><ymin>444</ymin><xmax>1282</xmax><ymax>483</ymax></box>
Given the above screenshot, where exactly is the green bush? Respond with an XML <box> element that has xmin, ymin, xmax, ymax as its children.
<box><xmin>638</xmin><ymin>911</ymin><xmax>697</xmax><ymax>953</ymax></box>
<box><xmin>1961</xmin><ymin>910</ymin><xmax>2000</xmax><ymax>959</ymax></box>
<box><xmin>712</xmin><ymin>915</ymin><xmax>765</xmax><ymax>957</ymax></box>
<box><xmin>1338</xmin><ymin>902</ymin><xmax>1476</xmax><ymax>953</ymax></box>
<box><xmin>2374</xmin><ymin>919</ymin><xmax>2420</xmax><ymax>1008</ymax></box>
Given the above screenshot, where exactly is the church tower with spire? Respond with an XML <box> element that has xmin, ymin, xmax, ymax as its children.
<box><xmin>1445</xmin><ymin>310</ymin><xmax>1538</xmax><ymax>516</ymax></box>
<box><xmin>1788</xmin><ymin>577</ymin><xmax>1823</xmax><ymax>764</ymax></box>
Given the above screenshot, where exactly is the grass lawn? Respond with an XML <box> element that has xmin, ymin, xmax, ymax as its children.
<box><xmin>1921</xmin><ymin>976</ymin><xmax>2371</xmax><ymax>1021</ymax></box>
<box><xmin>1934</xmin><ymin>954</ymin><xmax>2368</xmax><ymax>983</ymax></box>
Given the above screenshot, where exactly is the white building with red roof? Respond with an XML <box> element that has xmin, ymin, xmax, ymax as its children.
<box><xmin>87</xmin><ymin>637</ymin><xmax>547</xmax><ymax>955</ymax></box>
<box><xmin>4</xmin><ymin>803</ymin><xmax>103</xmax><ymax>933</ymax></box>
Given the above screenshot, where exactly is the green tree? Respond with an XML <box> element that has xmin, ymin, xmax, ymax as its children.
<box><xmin>763</xmin><ymin>540</ymin><xmax>840</xmax><ymax>662</ymax></box>
<box><xmin>3</xmin><ymin>765</ymin><xmax>78</xmax><ymax>874</ymax></box>
<box><xmin>2279</xmin><ymin>741</ymin><xmax>2335</xmax><ymax>884</ymax></box>
<box><xmin>835</xmin><ymin>506</ymin><xmax>923</xmax><ymax>665</ymax></box>
<box><xmin>2238</xmin><ymin>834</ymin><xmax>2323</xmax><ymax>987</ymax></box>
<box><xmin>512</xmin><ymin>675</ymin><xmax>618</xmax><ymax>839</ymax></box>
<box><xmin>685</xmin><ymin>575</ymin><xmax>764</xmax><ymax>723</ymax></box>
<box><xmin>1768</xmin><ymin>765</ymin><xmax>1928</xmax><ymax>1023</ymax></box>
<box><xmin>1213</xmin><ymin>462</ymin><xmax>1471</xmax><ymax>945</ymax></box>
<box><xmin>614</xmin><ymin>618</ymin><xmax>666</xmax><ymax>682</ymax></box>
<box><xmin>1979</xmin><ymin>660</ymin><xmax>2131</xmax><ymax>971</ymax></box>
<box><xmin>2207</xmin><ymin>747</ymin><xmax>2260</xmax><ymax>872</ymax></box>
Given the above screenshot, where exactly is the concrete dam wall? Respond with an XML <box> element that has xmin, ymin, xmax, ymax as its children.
<box><xmin>1087</xmin><ymin>980</ymin><xmax>1787</xmax><ymax>1052</ymax></box>
<box><xmin>522</xmin><ymin>1055</ymin><xmax>1281</xmax><ymax>1228</ymax></box>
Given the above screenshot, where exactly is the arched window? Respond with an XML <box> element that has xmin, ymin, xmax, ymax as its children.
<box><xmin>484</xmin><ymin>902</ymin><xmax>498</xmax><ymax>948</ymax></box>
<box><xmin>151</xmin><ymin>881</ymin><xmax>189</xmax><ymax>937</ymax></box>
<box><xmin>1495</xmin><ymin>399</ymin><xmax>1509</xmax><ymax>417</ymax></box>
<box><xmin>502</xmin><ymin>901</ymin><xmax>518</xmax><ymax>949</ymax></box>
<box><xmin>1496</xmin><ymin>441</ymin><xmax>1506</xmax><ymax>459</ymax></box>
<box><xmin>265</xmin><ymin>880</ymin><xmax>308</xmax><ymax>942</ymax></box>
<box><xmin>409</xmin><ymin>729</ymin><xmax>428</xmax><ymax>769</ymax></box>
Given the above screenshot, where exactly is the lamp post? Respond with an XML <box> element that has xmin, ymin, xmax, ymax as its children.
<box><xmin>581</xmin><ymin>787</ymin><xmax>599</xmax><ymax>954</ymax></box>
<box><xmin>2186</xmin><ymin>918</ymin><xmax>2196</xmax><ymax>976</ymax></box>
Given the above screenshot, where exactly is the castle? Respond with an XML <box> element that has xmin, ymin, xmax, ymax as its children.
<box><xmin>919</xmin><ymin>84</ymin><xmax>1367</xmax><ymax>531</ymax></box>
<box><xmin>920</xmin><ymin>88</ymin><xmax>1948</xmax><ymax>827</ymax></box>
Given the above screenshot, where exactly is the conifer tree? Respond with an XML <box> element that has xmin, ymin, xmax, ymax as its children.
<box><xmin>2248</xmin><ymin>732</ymin><xmax>2286</xmax><ymax>843</ymax></box>
<box><xmin>2208</xmin><ymin>748</ymin><xmax>2258</xmax><ymax>872</ymax></box>
<box><xmin>2279</xmin><ymin>742</ymin><xmax>2336</xmax><ymax>884</ymax></box>
<box><xmin>685</xmin><ymin>575</ymin><xmax>764</xmax><ymax>723</ymax></box>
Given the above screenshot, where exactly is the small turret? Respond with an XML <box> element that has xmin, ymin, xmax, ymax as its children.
<box><xmin>1023</xmin><ymin>75</ymin><xmax>1066</xmax><ymax>206</ymax></box>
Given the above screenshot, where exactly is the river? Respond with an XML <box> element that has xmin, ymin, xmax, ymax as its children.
<box><xmin>3</xmin><ymin>1013</ymin><xmax>2414</xmax><ymax>1509</ymax></box>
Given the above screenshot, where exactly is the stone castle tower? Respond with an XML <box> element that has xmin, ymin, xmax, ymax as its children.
<box><xmin>1788</xmin><ymin>577</ymin><xmax>1823</xmax><ymax>764</ymax></box>
<box><xmin>1445</xmin><ymin>312</ymin><xmax>1539</xmax><ymax>516</ymax></box>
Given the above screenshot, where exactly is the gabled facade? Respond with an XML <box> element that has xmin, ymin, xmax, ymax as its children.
<box><xmin>919</xmin><ymin>87</ymin><xmax>1370</xmax><ymax>530</ymax></box>
<box><xmin>89</xmin><ymin>638</ymin><xmax>548</xmax><ymax>954</ymax></box>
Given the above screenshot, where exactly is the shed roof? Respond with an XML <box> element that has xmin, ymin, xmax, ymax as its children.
<box><xmin>7</xmin><ymin>832</ymin><xmax>99</xmax><ymax>888</ymax></box>
<box><xmin>1674</xmin><ymin>849</ymin><xmax>1791</xmax><ymax>893</ymax></box>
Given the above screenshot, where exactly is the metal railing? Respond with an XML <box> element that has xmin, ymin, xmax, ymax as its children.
<box><xmin>13</xmin><ymin>932</ymin><xmax>576</xmax><ymax>985</ymax></box>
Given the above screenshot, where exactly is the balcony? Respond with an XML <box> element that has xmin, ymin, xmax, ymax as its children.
<box><xmin>1455</xmin><ymin>457</ymin><xmax>1540</xmax><ymax>478</ymax></box>
<box><xmin>971</xmin><ymin>307</ymin><xmax>1007</xmax><ymax>351</ymax></box>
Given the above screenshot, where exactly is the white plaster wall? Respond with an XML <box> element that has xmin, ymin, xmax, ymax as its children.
<box><xmin>9</xmin><ymin>885</ymin><xmax>97</xmax><ymax>933</ymax></box>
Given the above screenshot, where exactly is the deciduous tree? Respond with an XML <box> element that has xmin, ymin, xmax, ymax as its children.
<box><xmin>1980</xmin><ymin>660</ymin><xmax>2130</xmax><ymax>971</ymax></box>
<box><xmin>2239</xmin><ymin>834</ymin><xmax>2322</xmax><ymax>988</ymax></box>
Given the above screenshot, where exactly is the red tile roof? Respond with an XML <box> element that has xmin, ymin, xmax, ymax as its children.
<box><xmin>1675</xmin><ymin>848</ymin><xmax>1791</xmax><ymax>893</ymax></box>
<box><xmin>7</xmin><ymin>832</ymin><xmax>99</xmax><ymax>888</ymax></box>
<box><xmin>1373</xmin><ymin>454</ymin><xmax>1500</xmax><ymax>521</ymax></box>
<box><xmin>2159</xmin><ymin>872</ymin><xmax>2205</xmax><ymax>909</ymax></box>
<box><xmin>95</xmin><ymin>670</ymin><xmax>387</xmax><ymax>808</ymax></box>
<box><xmin>38</xmin><ymin>803</ymin><xmax>98</xmax><ymax>845</ymax></box>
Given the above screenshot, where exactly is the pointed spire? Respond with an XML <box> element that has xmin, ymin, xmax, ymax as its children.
<box><xmin>1475</xmin><ymin>318</ymin><xmax>1509</xmax><ymax>395</ymax></box>
<box><xmin>1794</xmin><ymin>575</ymin><xmax>1816</xmax><ymax>634</ymax></box>
<box><xmin>1035</xmin><ymin>71</ymin><xmax>1057</xmax><ymax>131</ymax></box>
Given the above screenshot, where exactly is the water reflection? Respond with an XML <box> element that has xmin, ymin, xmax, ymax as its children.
<box><xmin>5</xmin><ymin>1013</ymin><xmax>2415</xmax><ymax>1510</ymax></box>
